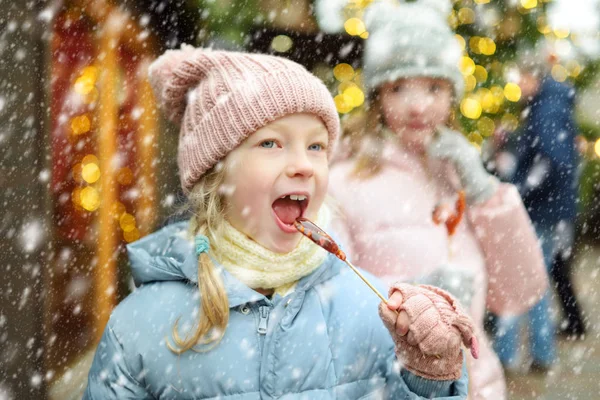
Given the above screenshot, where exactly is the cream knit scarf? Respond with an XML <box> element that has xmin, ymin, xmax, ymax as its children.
<box><xmin>211</xmin><ymin>206</ymin><xmax>331</xmax><ymax>296</ymax></box>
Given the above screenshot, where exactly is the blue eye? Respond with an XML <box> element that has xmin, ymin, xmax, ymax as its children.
<box><xmin>309</xmin><ymin>143</ymin><xmax>325</xmax><ymax>151</ymax></box>
<box><xmin>260</xmin><ymin>140</ymin><xmax>276</xmax><ymax>148</ymax></box>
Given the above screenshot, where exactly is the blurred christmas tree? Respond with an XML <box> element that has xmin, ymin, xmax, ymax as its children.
<box><xmin>452</xmin><ymin>0</ymin><xmax>600</xmax><ymax>151</ymax></box>
<box><xmin>451</xmin><ymin>0</ymin><xmax>552</xmax><ymax>144</ymax></box>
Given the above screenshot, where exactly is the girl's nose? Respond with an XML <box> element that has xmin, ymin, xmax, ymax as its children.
<box><xmin>285</xmin><ymin>151</ymin><xmax>314</xmax><ymax>178</ymax></box>
<box><xmin>409</xmin><ymin>101</ymin><xmax>427</xmax><ymax>116</ymax></box>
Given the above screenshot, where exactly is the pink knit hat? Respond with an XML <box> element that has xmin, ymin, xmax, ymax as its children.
<box><xmin>148</xmin><ymin>45</ymin><xmax>340</xmax><ymax>193</ymax></box>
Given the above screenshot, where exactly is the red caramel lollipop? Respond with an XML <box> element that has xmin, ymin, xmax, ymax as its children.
<box><xmin>294</xmin><ymin>218</ymin><xmax>388</xmax><ymax>303</ymax></box>
<box><xmin>432</xmin><ymin>190</ymin><xmax>466</xmax><ymax>236</ymax></box>
<box><xmin>294</xmin><ymin>218</ymin><xmax>347</xmax><ymax>261</ymax></box>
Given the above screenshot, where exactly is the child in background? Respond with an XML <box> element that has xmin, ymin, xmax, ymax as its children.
<box><xmin>83</xmin><ymin>46</ymin><xmax>477</xmax><ymax>399</ymax></box>
<box><xmin>327</xmin><ymin>1</ymin><xmax>548</xmax><ymax>399</ymax></box>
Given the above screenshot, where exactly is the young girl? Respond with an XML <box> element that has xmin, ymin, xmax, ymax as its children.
<box><xmin>83</xmin><ymin>46</ymin><xmax>477</xmax><ymax>399</ymax></box>
<box><xmin>327</xmin><ymin>2</ymin><xmax>548</xmax><ymax>399</ymax></box>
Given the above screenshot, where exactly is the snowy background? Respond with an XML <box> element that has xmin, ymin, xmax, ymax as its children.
<box><xmin>2</xmin><ymin>0</ymin><xmax>600</xmax><ymax>399</ymax></box>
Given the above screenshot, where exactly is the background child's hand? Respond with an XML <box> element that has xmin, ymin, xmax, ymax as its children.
<box><xmin>427</xmin><ymin>127</ymin><xmax>498</xmax><ymax>205</ymax></box>
<box><xmin>379</xmin><ymin>283</ymin><xmax>479</xmax><ymax>381</ymax></box>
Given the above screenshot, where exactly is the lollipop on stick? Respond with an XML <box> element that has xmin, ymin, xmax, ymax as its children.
<box><xmin>294</xmin><ymin>218</ymin><xmax>389</xmax><ymax>304</ymax></box>
<box><xmin>295</xmin><ymin>218</ymin><xmax>450</xmax><ymax>360</ymax></box>
<box><xmin>432</xmin><ymin>190</ymin><xmax>466</xmax><ymax>259</ymax></box>
<box><xmin>432</xmin><ymin>190</ymin><xmax>466</xmax><ymax>236</ymax></box>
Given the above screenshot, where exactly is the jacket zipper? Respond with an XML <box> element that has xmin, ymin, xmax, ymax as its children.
<box><xmin>257</xmin><ymin>305</ymin><xmax>270</xmax><ymax>335</ymax></box>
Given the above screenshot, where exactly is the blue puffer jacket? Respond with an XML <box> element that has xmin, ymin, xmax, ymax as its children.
<box><xmin>84</xmin><ymin>222</ymin><xmax>468</xmax><ymax>399</ymax></box>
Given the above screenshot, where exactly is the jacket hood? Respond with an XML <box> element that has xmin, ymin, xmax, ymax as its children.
<box><xmin>126</xmin><ymin>221</ymin><xmax>198</xmax><ymax>286</ymax></box>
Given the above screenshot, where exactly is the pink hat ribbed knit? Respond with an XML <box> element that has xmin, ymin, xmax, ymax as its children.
<box><xmin>148</xmin><ymin>45</ymin><xmax>340</xmax><ymax>193</ymax></box>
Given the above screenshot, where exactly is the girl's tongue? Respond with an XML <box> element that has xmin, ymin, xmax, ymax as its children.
<box><xmin>272</xmin><ymin>197</ymin><xmax>302</xmax><ymax>225</ymax></box>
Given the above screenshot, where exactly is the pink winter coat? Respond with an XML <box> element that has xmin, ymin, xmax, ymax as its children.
<box><xmin>328</xmin><ymin>141</ymin><xmax>548</xmax><ymax>400</ymax></box>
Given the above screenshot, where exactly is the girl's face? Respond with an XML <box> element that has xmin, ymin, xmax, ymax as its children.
<box><xmin>380</xmin><ymin>77</ymin><xmax>453</xmax><ymax>152</ymax></box>
<box><xmin>222</xmin><ymin>113</ymin><xmax>329</xmax><ymax>254</ymax></box>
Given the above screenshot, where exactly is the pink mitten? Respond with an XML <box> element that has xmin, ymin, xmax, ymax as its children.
<box><xmin>379</xmin><ymin>283</ymin><xmax>479</xmax><ymax>381</ymax></box>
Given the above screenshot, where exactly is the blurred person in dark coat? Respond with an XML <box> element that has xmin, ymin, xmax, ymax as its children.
<box><xmin>493</xmin><ymin>48</ymin><xmax>585</xmax><ymax>372</ymax></box>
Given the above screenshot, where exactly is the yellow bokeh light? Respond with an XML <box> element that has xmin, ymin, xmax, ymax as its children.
<box><xmin>504</xmin><ymin>83</ymin><xmax>522</xmax><ymax>102</ymax></box>
<box><xmin>333</xmin><ymin>63</ymin><xmax>355</xmax><ymax>82</ymax></box>
<box><xmin>595</xmin><ymin>138</ymin><xmax>600</xmax><ymax>158</ymax></box>
<box><xmin>338</xmin><ymin>81</ymin><xmax>357</xmax><ymax>93</ymax></box>
<box><xmin>271</xmin><ymin>35</ymin><xmax>293</xmax><ymax>52</ymax></box>
<box><xmin>351</xmin><ymin>0</ymin><xmax>374</xmax><ymax>8</ymax></box>
<box><xmin>460</xmin><ymin>98</ymin><xmax>482</xmax><ymax>119</ymax></box>
<box><xmin>343</xmin><ymin>86</ymin><xmax>365</xmax><ymax>108</ymax></box>
<box><xmin>468</xmin><ymin>132</ymin><xmax>484</xmax><ymax>145</ymax></box>
<box><xmin>72</xmin><ymin>187</ymin><xmax>82</xmax><ymax>207</ymax></box>
<box><xmin>474</xmin><ymin>88</ymin><xmax>488</xmax><ymax>100</ymax></box>
<box><xmin>344</xmin><ymin>18</ymin><xmax>366</xmax><ymax>36</ymax></box>
<box><xmin>465</xmin><ymin>75</ymin><xmax>477</xmax><ymax>92</ymax></box>
<box><xmin>81</xmin><ymin>66</ymin><xmax>98</xmax><ymax>81</ymax></box>
<box><xmin>72</xmin><ymin>163</ymin><xmax>83</xmax><ymax>184</ymax></box>
<box><xmin>481</xmin><ymin>90</ymin><xmax>498</xmax><ymax>113</ymax></box>
<box><xmin>116</xmin><ymin>167</ymin><xmax>134</xmax><ymax>186</ymax></box>
<box><xmin>124</xmin><ymin>227</ymin><xmax>141</xmax><ymax>243</ymax></box>
<box><xmin>469</xmin><ymin>37</ymin><xmax>481</xmax><ymax>54</ymax></box>
<box><xmin>81</xmin><ymin>162</ymin><xmax>100</xmax><ymax>184</ymax></box>
<box><xmin>520</xmin><ymin>0</ymin><xmax>537</xmax><ymax>9</ymax></box>
<box><xmin>74</xmin><ymin>75</ymin><xmax>95</xmax><ymax>95</ymax></box>
<box><xmin>490</xmin><ymin>61</ymin><xmax>503</xmax><ymax>75</ymax></box>
<box><xmin>353</xmin><ymin>68</ymin><xmax>363</xmax><ymax>86</ymax></box>
<box><xmin>334</xmin><ymin>94</ymin><xmax>353</xmax><ymax>114</ymax></box>
<box><xmin>458</xmin><ymin>8</ymin><xmax>475</xmax><ymax>25</ymax></box>
<box><xmin>477</xmin><ymin>117</ymin><xmax>495</xmax><ymax>137</ymax></box>
<box><xmin>537</xmin><ymin>16</ymin><xmax>551</xmax><ymax>34</ymax></box>
<box><xmin>82</xmin><ymin>154</ymin><xmax>99</xmax><ymax>166</ymax></box>
<box><xmin>111</xmin><ymin>202</ymin><xmax>126</xmax><ymax>219</ymax></box>
<box><xmin>360</xmin><ymin>31</ymin><xmax>369</xmax><ymax>39</ymax></box>
<box><xmin>460</xmin><ymin>56</ymin><xmax>476</xmax><ymax>76</ymax></box>
<box><xmin>554</xmin><ymin>28</ymin><xmax>570</xmax><ymax>39</ymax></box>
<box><xmin>551</xmin><ymin>64</ymin><xmax>568</xmax><ymax>82</ymax></box>
<box><xmin>490</xmin><ymin>86</ymin><xmax>504</xmax><ymax>103</ymax></box>
<box><xmin>71</xmin><ymin>115</ymin><xmax>91</xmax><ymax>135</ymax></box>
<box><xmin>80</xmin><ymin>186</ymin><xmax>100</xmax><ymax>211</ymax></box>
<box><xmin>479</xmin><ymin>38</ymin><xmax>496</xmax><ymax>55</ymax></box>
<box><xmin>455</xmin><ymin>34</ymin><xmax>466</xmax><ymax>49</ymax></box>
<box><xmin>474</xmin><ymin>65</ymin><xmax>488</xmax><ymax>83</ymax></box>
<box><xmin>567</xmin><ymin>60</ymin><xmax>582</xmax><ymax>77</ymax></box>
<box><xmin>449</xmin><ymin>10</ymin><xmax>458</xmax><ymax>29</ymax></box>
<box><xmin>487</xmin><ymin>104</ymin><xmax>499</xmax><ymax>115</ymax></box>
<box><xmin>119</xmin><ymin>213</ymin><xmax>137</xmax><ymax>233</ymax></box>
<box><xmin>501</xmin><ymin>113</ymin><xmax>520</xmax><ymax>131</ymax></box>
<box><xmin>474</xmin><ymin>0</ymin><xmax>490</xmax><ymax>4</ymax></box>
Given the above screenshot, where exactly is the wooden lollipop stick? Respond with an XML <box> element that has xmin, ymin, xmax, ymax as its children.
<box><xmin>343</xmin><ymin>259</ymin><xmax>389</xmax><ymax>304</ymax></box>
<box><xmin>294</xmin><ymin>218</ymin><xmax>389</xmax><ymax>304</ymax></box>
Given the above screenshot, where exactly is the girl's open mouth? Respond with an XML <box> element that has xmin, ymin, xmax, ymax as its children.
<box><xmin>272</xmin><ymin>193</ymin><xmax>309</xmax><ymax>233</ymax></box>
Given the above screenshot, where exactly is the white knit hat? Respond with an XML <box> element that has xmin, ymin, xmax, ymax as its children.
<box><xmin>362</xmin><ymin>0</ymin><xmax>464</xmax><ymax>98</ymax></box>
